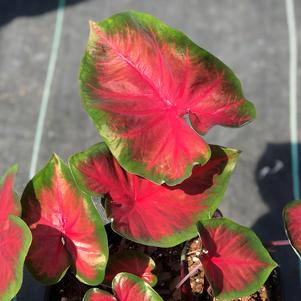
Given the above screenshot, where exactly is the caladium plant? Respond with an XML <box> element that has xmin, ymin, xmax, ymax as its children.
<box><xmin>1</xmin><ymin>9</ymin><xmax>294</xmax><ymax>301</ymax></box>
<box><xmin>80</xmin><ymin>10</ymin><xmax>255</xmax><ymax>185</ymax></box>
<box><xmin>0</xmin><ymin>166</ymin><xmax>32</xmax><ymax>301</ymax></box>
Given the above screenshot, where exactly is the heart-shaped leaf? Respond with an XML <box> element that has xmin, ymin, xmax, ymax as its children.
<box><xmin>83</xmin><ymin>273</ymin><xmax>163</xmax><ymax>301</ymax></box>
<box><xmin>70</xmin><ymin>142</ymin><xmax>239</xmax><ymax>247</ymax></box>
<box><xmin>283</xmin><ymin>200</ymin><xmax>301</xmax><ymax>259</ymax></box>
<box><xmin>105</xmin><ymin>251</ymin><xmax>157</xmax><ymax>286</ymax></box>
<box><xmin>0</xmin><ymin>166</ymin><xmax>32</xmax><ymax>301</ymax></box>
<box><xmin>80</xmin><ymin>11</ymin><xmax>255</xmax><ymax>185</ymax></box>
<box><xmin>198</xmin><ymin>218</ymin><xmax>277</xmax><ymax>300</ymax></box>
<box><xmin>21</xmin><ymin>155</ymin><xmax>108</xmax><ymax>285</ymax></box>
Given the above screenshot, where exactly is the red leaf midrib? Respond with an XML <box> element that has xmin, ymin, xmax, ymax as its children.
<box><xmin>92</xmin><ymin>24</ymin><xmax>167</xmax><ymax>106</ymax></box>
<box><xmin>45</xmin><ymin>167</ymin><xmax>68</xmax><ymax>234</ymax></box>
<box><xmin>209</xmin><ymin>256</ymin><xmax>266</xmax><ymax>267</ymax></box>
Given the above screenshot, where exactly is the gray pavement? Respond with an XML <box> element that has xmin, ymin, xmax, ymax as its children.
<box><xmin>1</xmin><ymin>0</ymin><xmax>300</xmax><ymax>300</ymax></box>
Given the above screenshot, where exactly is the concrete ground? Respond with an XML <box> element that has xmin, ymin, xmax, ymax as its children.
<box><xmin>0</xmin><ymin>0</ymin><xmax>300</xmax><ymax>300</ymax></box>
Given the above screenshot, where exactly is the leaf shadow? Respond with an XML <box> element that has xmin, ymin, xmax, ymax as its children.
<box><xmin>29</xmin><ymin>224</ymin><xmax>78</xmax><ymax>275</ymax></box>
<box><xmin>253</xmin><ymin>143</ymin><xmax>301</xmax><ymax>300</ymax></box>
<box><xmin>0</xmin><ymin>0</ymin><xmax>86</xmax><ymax>27</ymax></box>
<box><xmin>168</xmin><ymin>145</ymin><xmax>228</xmax><ymax>196</ymax></box>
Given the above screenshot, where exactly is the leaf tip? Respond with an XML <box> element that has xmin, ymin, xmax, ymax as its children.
<box><xmin>1</xmin><ymin>165</ymin><xmax>18</xmax><ymax>185</ymax></box>
<box><xmin>7</xmin><ymin>164</ymin><xmax>19</xmax><ymax>175</ymax></box>
<box><xmin>89</xmin><ymin>20</ymin><xmax>97</xmax><ymax>30</ymax></box>
<box><xmin>50</xmin><ymin>153</ymin><xmax>61</xmax><ymax>163</ymax></box>
<box><xmin>241</xmin><ymin>99</ymin><xmax>257</xmax><ymax>124</ymax></box>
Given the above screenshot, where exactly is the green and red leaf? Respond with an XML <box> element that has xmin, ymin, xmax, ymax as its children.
<box><xmin>198</xmin><ymin>218</ymin><xmax>277</xmax><ymax>300</ymax></box>
<box><xmin>70</xmin><ymin>142</ymin><xmax>239</xmax><ymax>247</ymax></box>
<box><xmin>80</xmin><ymin>11</ymin><xmax>255</xmax><ymax>185</ymax></box>
<box><xmin>21</xmin><ymin>155</ymin><xmax>108</xmax><ymax>285</ymax></box>
<box><xmin>283</xmin><ymin>200</ymin><xmax>301</xmax><ymax>259</ymax></box>
<box><xmin>105</xmin><ymin>251</ymin><xmax>157</xmax><ymax>286</ymax></box>
<box><xmin>84</xmin><ymin>273</ymin><xmax>163</xmax><ymax>301</ymax></box>
<box><xmin>0</xmin><ymin>166</ymin><xmax>32</xmax><ymax>301</ymax></box>
<box><xmin>112</xmin><ymin>273</ymin><xmax>163</xmax><ymax>301</ymax></box>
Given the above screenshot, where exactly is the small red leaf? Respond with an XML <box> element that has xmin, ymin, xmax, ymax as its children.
<box><xmin>198</xmin><ymin>218</ymin><xmax>277</xmax><ymax>299</ymax></box>
<box><xmin>70</xmin><ymin>143</ymin><xmax>239</xmax><ymax>247</ymax></box>
<box><xmin>80</xmin><ymin>11</ymin><xmax>255</xmax><ymax>185</ymax></box>
<box><xmin>0</xmin><ymin>167</ymin><xmax>32</xmax><ymax>301</ymax></box>
<box><xmin>112</xmin><ymin>273</ymin><xmax>163</xmax><ymax>301</ymax></box>
<box><xmin>105</xmin><ymin>251</ymin><xmax>157</xmax><ymax>286</ymax></box>
<box><xmin>21</xmin><ymin>155</ymin><xmax>108</xmax><ymax>285</ymax></box>
<box><xmin>283</xmin><ymin>200</ymin><xmax>301</xmax><ymax>259</ymax></box>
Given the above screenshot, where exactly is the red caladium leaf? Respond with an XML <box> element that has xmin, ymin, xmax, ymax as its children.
<box><xmin>105</xmin><ymin>251</ymin><xmax>157</xmax><ymax>286</ymax></box>
<box><xmin>283</xmin><ymin>200</ymin><xmax>301</xmax><ymax>259</ymax></box>
<box><xmin>0</xmin><ymin>166</ymin><xmax>32</xmax><ymax>301</ymax></box>
<box><xmin>80</xmin><ymin>11</ymin><xmax>255</xmax><ymax>185</ymax></box>
<box><xmin>83</xmin><ymin>273</ymin><xmax>163</xmax><ymax>301</ymax></box>
<box><xmin>21</xmin><ymin>155</ymin><xmax>108</xmax><ymax>285</ymax></box>
<box><xmin>70</xmin><ymin>142</ymin><xmax>239</xmax><ymax>247</ymax></box>
<box><xmin>198</xmin><ymin>218</ymin><xmax>277</xmax><ymax>300</ymax></box>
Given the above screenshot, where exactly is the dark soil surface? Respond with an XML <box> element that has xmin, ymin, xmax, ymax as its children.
<box><xmin>45</xmin><ymin>272</ymin><xmax>92</xmax><ymax>301</ymax></box>
<box><xmin>46</xmin><ymin>239</ymin><xmax>185</xmax><ymax>301</ymax></box>
<box><xmin>109</xmin><ymin>239</ymin><xmax>185</xmax><ymax>301</ymax></box>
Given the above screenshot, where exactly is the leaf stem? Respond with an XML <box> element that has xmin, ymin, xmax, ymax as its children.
<box><xmin>176</xmin><ymin>262</ymin><xmax>202</xmax><ymax>290</ymax></box>
<box><xmin>265</xmin><ymin>239</ymin><xmax>290</xmax><ymax>247</ymax></box>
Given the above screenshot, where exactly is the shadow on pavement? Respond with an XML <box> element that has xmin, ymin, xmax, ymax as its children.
<box><xmin>0</xmin><ymin>0</ymin><xmax>85</xmax><ymax>27</ymax></box>
<box><xmin>253</xmin><ymin>143</ymin><xmax>301</xmax><ymax>301</ymax></box>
